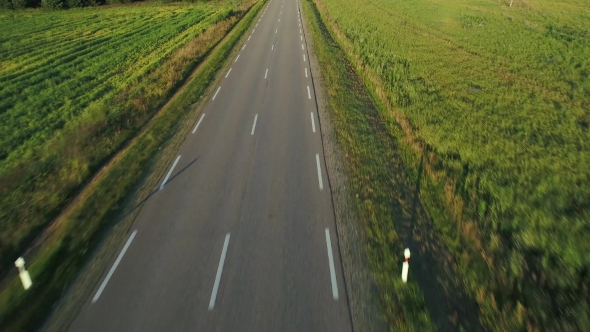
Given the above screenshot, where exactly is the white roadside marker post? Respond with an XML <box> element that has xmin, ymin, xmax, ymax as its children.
<box><xmin>15</xmin><ymin>257</ymin><xmax>32</xmax><ymax>290</ymax></box>
<box><xmin>402</xmin><ymin>248</ymin><xmax>410</xmax><ymax>283</ymax></box>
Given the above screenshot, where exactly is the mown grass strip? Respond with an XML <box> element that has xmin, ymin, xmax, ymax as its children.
<box><xmin>0</xmin><ymin>1</ymin><xmax>263</xmax><ymax>331</ymax></box>
<box><xmin>300</xmin><ymin>0</ymin><xmax>434</xmax><ymax>330</ymax></box>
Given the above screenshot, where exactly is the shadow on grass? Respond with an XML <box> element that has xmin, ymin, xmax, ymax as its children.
<box><xmin>395</xmin><ymin>154</ymin><xmax>484</xmax><ymax>332</ymax></box>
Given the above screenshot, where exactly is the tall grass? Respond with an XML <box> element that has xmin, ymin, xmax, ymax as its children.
<box><xmin>0</xmin><ymin>2</ymin><xmax>232</xmax><ymax>276</ymax></box>
<box><xmin>0</xmin><ymin>1</ymin><xmax>261</xmax><ymax>330</ymax></box>
<box><xmin>311</xmin><ymin>0</ymin><xmax>590</xmax><ymax>330</ymax></box>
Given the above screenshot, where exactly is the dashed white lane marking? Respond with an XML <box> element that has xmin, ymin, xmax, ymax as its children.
<box><xmin>248</xmin><ymin>36</ymin><xmax>251</xmax><ymax>41</ymax></box>
<box><xmin>272</xmin><ymin>44</ymin><xmax>274</xmax><ymax>51</ymax></box>
<box><xmin>225</xmin><ymin>68</ymin><xmax>232</xmax><ymax>78</ymax></box>
<box><xmin>251</xmin><ymin>114</ymin><xmax>259</xmax><ymax>135</ymax></box>
<box><xmin>300</xmin><ymin>29</ymin><xmax>302</xmax><ymax>33</ymax></box>
<box><xmin>276</xmin><ymin>29</ymin><xmax>278</xmax><ymax>33</ymax></box>
<box><xmin>192</xmin><ymin>113</ymin><xmax>206</xmax><ymax>134</ymax></box>
<box><xmin>253</xmin><ymin>28</ymin><xmax>256</xmax><ymax>32</ymax></box>
<box><xmin>279</xmin><ymin>19</ymin><xmax>280</xmax><ymax>22</ymax></box>
<box><xmin>302</xmin><ymin>44</ymin><xmax>304</xmax><ymax>50</ymax></box>
<box><xmin>303</xmin><ymin>54</ymin><xmax>306</xmax><ymax>62</ymax></box>
<box><xmin>301</xmin><ymin>35</ymin><xmax>303</xmax><ymax>41</ymax></box>
<box><xmin>92</xmin><ymin>230</ymin><xmax>137</xmax><ymax>303</ymax></box>
<box><xmin>305</xmin><ymin>67</ymin><xmax>308</xmax><ymax>77</ymax></box>
<box><xmin>212</xmin><ymin>86</ymin><xmax>221</xmax><ymax>100</ymax></box>
<box><xmin>235</xmin><ymin>54</ymin><xmax>240</xmax><ymax>62</ymax></box>
<box><xmin>307</xmin><ymin>85</ymin><xmax>311</xmax><ymax>99</ymax></box>
<box><xmin>242</xmin><ymin>44</ymin><xmax>246</xmax><ymax>50</ymax></box>
<box><xmin>209</xmin><ymin>233</ymin><xmax>231</xmax><ymax>310</ymax></box>
<box><xmin>265</xmin><ymin>68</ymin><xmax>269</xmax><ymax>79</ymax></box>
<box><xmin>160</xmin><ymin>155</ymin><xmax>181</xmax><ymax>190</ymax></box>
<box><xmin>325</xmin><ymin>228</ymin><xmax>339</xmax><ymax>300</ymax></box>
<box><xmin>316</xmin><ymin>154</ymin><xmax>324</xmax><ymax>190</ymax></box>
<box><xmin>311</xmin><ymin>112</ymin><xmax>316</xmax><ymax>133</ymax></box>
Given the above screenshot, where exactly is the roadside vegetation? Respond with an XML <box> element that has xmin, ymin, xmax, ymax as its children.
<box><xmin>301</xmin><ymin>0</ymin><xmax>434</xmax><ymax>330</ymax></box>
<box><xmin>0</xmin><ymin>0</ymin><xmax>262</xmax><ymax>330</ymax></box>
<box><xmin>307</xmin><ymin>0</ymin><xmax>590</xmax><ymax>330</ymax></box>
<box><xmin>0</xmin><ymin>2</ymin><xmax>230</xmax><ymax>277</ymax></box>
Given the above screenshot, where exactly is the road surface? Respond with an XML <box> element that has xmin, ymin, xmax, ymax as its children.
<box><xmin>69</xmin><ymin>0</ymin><xmax>352</xmax><ymax>331</ymax></box>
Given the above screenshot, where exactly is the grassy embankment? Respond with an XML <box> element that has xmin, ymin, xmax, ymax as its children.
<box><xmin>301</xmin><ymin>0</ymin><xmax>435</xmax><ymax>330</ymax></box>
<box><xmin>0</xmin><ymin>0</ymin><xmax>263</xmax><ymax>330</ymax></box>
<box><xmin>0</xmin><ymin>2</ymin><xmax>230</xmax><ymax>274</ymax></box>
<box><xmin>307</xmin><ymin>0</ymin><xmax>590</xmax><ymax>330</ymax></box>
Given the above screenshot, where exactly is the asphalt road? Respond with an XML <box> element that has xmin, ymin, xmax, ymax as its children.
<box><xmin>68</xmin><ymin>0</ymin><xmax>352</xmax><ymax>331</ymax></box>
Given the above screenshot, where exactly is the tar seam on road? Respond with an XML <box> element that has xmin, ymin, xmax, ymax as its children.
<box><xmin>307</xmin><ymin>86</ymin><xmax>311</xmax><ymax>99</ymax></box>
<box><xmin>92</xmin><ymin>230</ymin><xmax>137</xmax><ymax>303</ymax></box>
<box><xmin>325</xmin><ymin>228</ymin><xmax>339</xmax><ymax>300</ymax></box>
<box><xmin>225</xmin><ymin>68</ymin><xmax>232</xmax><ymax>78</ymax></box>
<box><xmin>311</xmin><ymin>112</ymin><xmax>316</xmax><ymax>133</ymax></box>
<box><xmin>192</xmin><ymin>114</ymin><xmax>206</xmax><ymax>134</ymax></box>
<box><xmin>159</xmin><ymin>155</ymin><xmax>181</xmax><ymax>190</ymax></box>
<box><xmin>251</xmin><ymin>114</ymin><xmax>259</xmax><ymax>135</ymax></box>
<box><xmin>315</xmin><ymin>154</ymin><xmax>323</xmax><ymax>190</ymax></box>
<box><xmin>209</xmin><ymin>233</ymin><xmax>231</xmax><ymax>310</ymax></box>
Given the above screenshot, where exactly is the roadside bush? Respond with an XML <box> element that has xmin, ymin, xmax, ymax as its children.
<box><xmin>41</xmin><ymin>0</ymin><xmax>63</xmax><ymax>8</ymax></box>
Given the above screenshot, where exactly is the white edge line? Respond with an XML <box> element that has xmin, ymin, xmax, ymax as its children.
<box><xmin>92</xmin><ymin>230</ymin><xmax>138</xmax><ymax>303</ymax></box>
<box><xmin>307</xmin><ymin>86</ymin><xmax>311</xmax><ymax>99</ymax></box>
<box><xmin>251</xmin><ymin>114</ymin><xmax>259</xmax><ymax>135</ymax></box>
<box><xmin>325</xmin><ymin>228</ymin><xmax>339</xmax><ymax>300</ymax></box>
<box><xmin>225</xmin><ymin>68</ymin><xmax>232</xmax><ymax>78</ymax></box>
<box><xmin>159</xmin><ymin>155</ymin><xmax>181</xmax><ymax>190</ymax></box>
<box><xmin>212</xmin><ymin>86</ymin><xmax>221</xmax><ymax>100</ymax></box>
<box><xmin>311</xmin><ymin>112</ymin><xmax>316</xmax><ymax>133</ymax></box>
<box><xmin>192</xmin><ymin>114</ymin><xmax>206</xmax><ymax>134</ymax></box>
<box><xmin>316</xmin><ymin>154</ymin><xmax>323</xmax><ymax>190</ymax></box>
<box><xmin>209</xmin><ymin>233</ymin><xmax>231</xmax><ymax>310</ymax></box>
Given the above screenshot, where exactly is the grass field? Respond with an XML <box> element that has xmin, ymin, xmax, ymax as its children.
<box><xmin>0</xmin><ymin>2</ymin><xmax>237</xmax><ymax>275</ymax></box>
<box><xmin>309</xmin><ymin>0</ymin><xmax>590</xmax><ymax>330</ymax></box>
<box><xmin>0</xmin><ymin>1</ymin><xmax>262</xmax><ymax>330</ymax></box>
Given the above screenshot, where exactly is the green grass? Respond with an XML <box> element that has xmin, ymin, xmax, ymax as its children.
<box><xmin>0</xmin><ymin>2</ymin><xmax>236</xmax><ymax>274</ymax></box>
<box><xmin>301</xmin><ymin>0</ymin><xmax>435</xmax><ymax>330</ymax></box>
<box><xmin>308</xmin><ymin>0</ymin><xmax>590</xmax><ymax>330</ymax></box>
<box><xmin>0</xmin><ymin>0</ymin><xmax>263</xmax><ymax>330</ymax></box>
